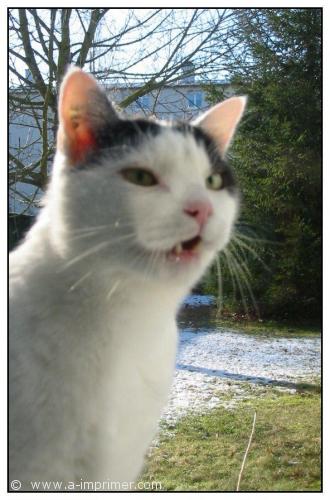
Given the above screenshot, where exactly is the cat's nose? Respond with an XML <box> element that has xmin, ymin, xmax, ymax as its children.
<box><xmin>184</xmin><ymin>200</ymin><xmax>213</xmax><ymax>228</ymax></box>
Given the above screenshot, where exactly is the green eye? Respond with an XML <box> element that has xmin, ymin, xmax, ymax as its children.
<box><xmin>206</xmin><ymin>173</ymin><xmax>223</xmax><ymax>191</ymax></box>
<box><xmin>121</xmin><ymin>168</ymin><xmax>158</xmax><ymax>187</ymax></box>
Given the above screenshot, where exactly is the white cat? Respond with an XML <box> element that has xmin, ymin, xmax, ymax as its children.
<box><xmin>9</xmin><ymin>68</ymin><xmax>246</xmax><ymax>491</ymax></box>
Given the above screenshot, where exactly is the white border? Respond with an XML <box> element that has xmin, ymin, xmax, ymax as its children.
<box><xmin>2</xmin><ymin>3</ymin><xmax>326</xmax><ymax>498</ymax></box>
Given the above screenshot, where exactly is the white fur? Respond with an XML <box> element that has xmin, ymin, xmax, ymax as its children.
<box><xmin>9</xmin><ymin>117</ymin><xmax>240</xmax><ymax>490</ymax></box>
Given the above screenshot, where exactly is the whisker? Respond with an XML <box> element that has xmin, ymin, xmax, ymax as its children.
<box><xmin>61</xmin><ymin>241</ymin><xmax>110</xmax><ymax>270</ymax></box>
<box><xmin>124</xmin><ymin>246</ymin><xmax>152</xmax><ymax>277</ymax></box>
<box><xmin>71</xmin><ymin>225</ymin><xmax>112</xmax><ymax>234</ymax></box>
<box><xmin>150</xmin><ymin>250</ymin><xmax>162</xmax><ymax>279</ymax></box>
<box><xmin>235</xmin><ymin>231</ymin><xmax>280</xmax><ymax>247</ymax></box>
<box><xmin>69</xmin><ymin>231</ymin><xmax>137</xmax><ymax>244</ymax></box>
<box><xmin>69</xmin><ymin>231</ymin><xmax>108</xmax><ymax>242</ymax></box>
<box><xmin>143</xmin><ymin>247</ymin><xmax>162</xmax><ymax>283</ymax></box>
<box><xmin>142</xmin><ymin>250</ymin><xmax>156</xmax><ymax>284</ymax></box>
<box><xmin>215</xmin><ymin>255</ymin><xmax>223</xmax><ymax>318</ymax></box>
<box><xmin>229</xmin><ymin>244</ymin><xmax>260</xmax><ymax>318</ymax></box>
<box><xmin>229</xmin><ymin>241</ymin><xmax>253</xmax><ymax>280</ymax></box>
<box><xmin>230</xmin><ymin>238</ymin><xmax>252</xmax><ymax>272</ymax></box>
<box><xmin>106</xmin><ymin>279</ymin><xmax>121</xmax><ymax>302</ymax></box>
<box><xmin>232</xmin><ymin>235</ymin><xmax>271</xmax><ymax>273</ymax></box>
<box><xmin>224</xmin><ymin>247</ymin><xmax>250</xmax><ymax>317</ymax></box>
<box><xmin>68</xmin><ymin>271</ymin><xmax>92</xmax><ymax>292</ymax></box>
<box><xmin>71</xmin><ymin>221</ymin><xmax>134</xmax><ymax>235</ymax></box>
<box><xmin>223</xmin><ymin>247</ymin><xmax>238</xmax><ymax>301</ymax></box>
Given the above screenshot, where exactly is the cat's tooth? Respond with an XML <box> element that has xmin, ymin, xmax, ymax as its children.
<box><xmin>174</xmin><ymin>243</ymin><xmax>183</xmax><ymax>254</ymax></box>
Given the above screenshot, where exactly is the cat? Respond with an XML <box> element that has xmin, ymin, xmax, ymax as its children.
<box><xmin>9</xmin><ymin>67</ymin><xmax>246</xmax><ymax>491</ymax></box>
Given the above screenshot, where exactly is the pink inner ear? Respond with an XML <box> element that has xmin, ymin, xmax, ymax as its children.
<box><xmin>58</xmin><ymin>69</ymin><xmax>99</xmax><ymax>164</ymax></box>
<box><xmin>69</xmin><ymin>124</ymin><xmax>97</xmax><ymax>164</ymax></box>
<box><xmin>193</xmin><ymin>96</ymin><xmax>247</xmax><ymax>155</ymax></box>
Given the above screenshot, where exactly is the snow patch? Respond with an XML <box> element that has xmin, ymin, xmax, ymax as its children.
<box><xmin>161</xmin><ymin>324</ymin><xmax>320</xmax><ymax>424</ymax></box>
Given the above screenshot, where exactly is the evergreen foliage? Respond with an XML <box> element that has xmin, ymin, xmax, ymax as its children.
<box><xmin>205</xmin><ymin>9</ymin><xmax>321</xmax><ymax>321</ymax></box>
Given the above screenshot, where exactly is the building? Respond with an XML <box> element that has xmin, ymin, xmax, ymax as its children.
<box><xmin>9</xmin><ymin>72</ymin><xmax>232</xmax><ymax>215</ymax></box>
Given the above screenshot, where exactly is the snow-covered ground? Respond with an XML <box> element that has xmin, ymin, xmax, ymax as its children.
<box><xmin>161</xmin><ymin>297</ymin><xmax>321</xmax><ymax>424</ymax></box>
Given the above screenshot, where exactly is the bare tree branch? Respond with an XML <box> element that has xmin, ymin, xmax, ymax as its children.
<box><xmin>9</xmin><ymin>7</ymin><xmax>245</xmax><ymax>214</ymax></box>
<box><xmin>57</xmin><ymin>9</ymin><xmax>72</xmax><ymax>85</ymax></box>
<box><xmin>18</xmin><ymin>9</ymin><xmax>56</xmax><ymax>110</ymax></box>
<box><xmin>76</xmin><ymin>9</ymin><xmax>108</xmax><ymax>67</ymax></box>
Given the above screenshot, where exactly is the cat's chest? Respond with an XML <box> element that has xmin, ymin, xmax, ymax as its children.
<box><xmin>64</xmin><ymin>290</ymin><xmax>178</xmax><ymax>449</ymax></box>
<box><xmin>10</xmin><ymin>274</ymin><xmax>179</xmax><ymax>484</ymax></box>
<box><xmin>55</xmin><ymin>283</ymin><xmax>178</xmax><ymax>395</ymax></box>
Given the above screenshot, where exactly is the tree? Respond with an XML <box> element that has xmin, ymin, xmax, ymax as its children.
<box><xmin>9</xmin><ymin>8</ymin><xmax>242</xmax><ymax>213</ymax></box>
<box><xmin>205</xmin><ymin>9</ymin><xmax>321</xmax><ymax>320</ymax></box>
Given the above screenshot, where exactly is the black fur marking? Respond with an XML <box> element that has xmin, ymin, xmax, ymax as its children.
<box><xmin>172</xmin><ymin>121</ymin><xmax>237</xmax><ymax>193</ymax></box>
<box><xmin>75</xmin><ymin>117</ymin><xmax>237</xmax><ymax>194</ymax></box>
<box><xmin>73</xmin><ymin>119</ymin><xmax>161</xmax><ymax>170</ymax></box>
<box><xmin>99</xmin><ymin>119</ymin><xmax>162</xmax><ymax>150</ymax></box>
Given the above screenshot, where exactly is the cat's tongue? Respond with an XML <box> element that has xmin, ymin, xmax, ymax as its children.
<box><xmin>168</xmin><ymin>236</ymin><xmax>202</xmax><ymax>262</ymax></box>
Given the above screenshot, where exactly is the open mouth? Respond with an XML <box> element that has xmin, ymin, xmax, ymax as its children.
<box><xmin>168</xmin><ymin>235</ymin><xmax>202</xmax><ymax>261</ymax></box>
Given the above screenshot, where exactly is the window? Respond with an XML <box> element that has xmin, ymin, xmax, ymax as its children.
<box><xmin>187</xmin><ymin>91</ymin><xmax>203</xmax><ymax>109</ymax></box>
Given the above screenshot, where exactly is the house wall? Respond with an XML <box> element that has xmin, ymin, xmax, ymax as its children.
<box><xmin>9</xmin><ymin>82</ymin><xmax>233</xmax><ymax>215</ymax></box>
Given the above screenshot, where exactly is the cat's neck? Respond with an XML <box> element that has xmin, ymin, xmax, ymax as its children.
<box><xmin>11</xmin><ymin>213</ymin><xmax>186</xmax><ymax>316</ymax></box>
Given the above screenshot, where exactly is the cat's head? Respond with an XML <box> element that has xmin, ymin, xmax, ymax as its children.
<box><xmin>52</xmin><ymin>68</ymin><xmax>246</xmax><ymax>289</ymax></box>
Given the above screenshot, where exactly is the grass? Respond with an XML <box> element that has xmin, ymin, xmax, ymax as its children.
<box><xmin>139</xmin><ymin>392</ymin><xmax>321</xmax><ymax>491</ymax></box>
<box><xmin>178</xmin><ymin>306</ymin><xmax>321</xmax><ymax>338</ymax></box>
<box><xmin>214</xmin><ymin>317</ymin><xmax>321</xmax><ymax>338</ymax></box>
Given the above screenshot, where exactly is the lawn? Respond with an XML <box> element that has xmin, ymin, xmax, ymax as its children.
<box><xmin>214</xmin><ymin>317</ymin><xmax>321</xmax><ymax>338</ymax></box>
<box><xmin>140</xmin><ymin>391</ymin><xmax>321</xmax><ymax>491</ymax></box>
<box><xmin>177</xmin><ymin>304</ymin><xmax>321</xmax><ymax>339</ymax></box>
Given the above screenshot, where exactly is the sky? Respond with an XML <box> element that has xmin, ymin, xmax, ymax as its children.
<box><xmin>9</xmin><ymin>8</ymin><xmax>231</xmax><ymax>87</ymax></box>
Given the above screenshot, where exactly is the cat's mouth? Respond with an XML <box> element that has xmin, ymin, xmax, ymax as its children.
<box><xmin>167</xmin><ymin>235</ymin><xmax>202</xmax><ymax>262</ymax></box>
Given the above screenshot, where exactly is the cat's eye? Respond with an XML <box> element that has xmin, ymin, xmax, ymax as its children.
<box><xmin>206</xmin><ymin>173</ymin><xmax>223</xmax><ymax>191</ymax></box>
<box><xmin>121</xmin><ymin>168</ymin><xmax>158</xmax><ymax>187</ymax></box>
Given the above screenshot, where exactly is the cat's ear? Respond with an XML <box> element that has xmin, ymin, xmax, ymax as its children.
<box><xmin>193</xmin><ymin>96</ymin><xmax>247</xmax><ymax>156</ymax></box>
<box><xmin>57</xmin><ymin>67</ymin><xmax>119</xmax><ymax>165</ymax></box>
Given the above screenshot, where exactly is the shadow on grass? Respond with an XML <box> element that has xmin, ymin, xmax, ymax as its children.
<box><xmin>176</xmin><ymin>363</ymin><xmax>320</xmax><ymax>393</ymax></box>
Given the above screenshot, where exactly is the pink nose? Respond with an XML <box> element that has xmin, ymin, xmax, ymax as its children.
<box><xmin>184</xmin><ymin>200</ymin><xmax>213</xmax><ymax>227</ymax></box>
